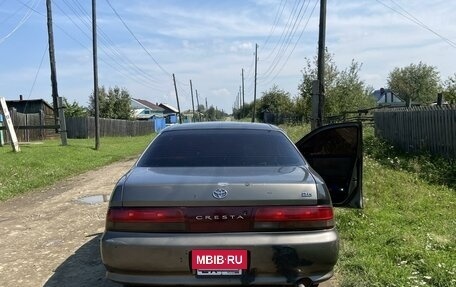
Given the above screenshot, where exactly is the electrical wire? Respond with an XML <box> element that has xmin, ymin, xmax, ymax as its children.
<box><xmin>0</xmin><ymin>0</ymin><xmax>39</xmax><ymax>45</ymax></box>
<box><xmin>57</xmin><ymin>0</ymin><xmax>167</xmax><ymax>89</ymax></box>
<box><xmin>376</xmin><ymin>0</ymin><xmax>456</xmax><ymax>49</ymax></box>
<box><xmin>0</xmin><ymin>1</ymin><xmax>28</xmax><ymax>26</ymax></box>
<box><xmin>105</xmin><ymin>0</ymin><xmax>192</xmax><ymax>97</ymax></box>
<box><xmin>27</xmin><ymin>42</ymin><xmax>48</xmax><ymax>99</ymax></box>
<box><xmin>262</xmin><ymin>0</ymin><xmax>287</xmax><ymax>48</ymax></box>
<box><xmin>263</xmin><ymin>1</ymin><xmax>300</xmax><ymax>61</ymax></box>
<box><xmin>260</xmin><ymin>0</ymin><xmax>310</xmax><ymax>81</ymax></box>
<box><xmin>261</xmin><ymin>0</ymin><xmax>318</xmax><ymax>87</ymax></box>
<box><xmin>105</xmin><ymin>0</ymin><xmax>172</xmax><ymax>77</ymax></box>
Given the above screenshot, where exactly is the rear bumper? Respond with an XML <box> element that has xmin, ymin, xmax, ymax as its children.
<box><xmin>101</xmin><ymin>229</ymin><xmax>339</xmax><ymax>285</ymax></box>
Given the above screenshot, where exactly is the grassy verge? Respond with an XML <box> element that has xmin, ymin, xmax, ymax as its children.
<box><xmin>281</xmin><ymin>124</ymin><xmax>455</xmax><ymax>286</ymax></box>
<box><xmin>2</xmin><ymin>124</ymin><xmax>455</xmax><ymax>285</ymax></box>
<box><xmin>0</xmin><ymin>135</ymin><xmax>153</xmax><ymax>201</ymax></box>
<box><xmin>335</xmin><ymin>128</ymin><xmax>455</xmax><ymax>287</ymax></box>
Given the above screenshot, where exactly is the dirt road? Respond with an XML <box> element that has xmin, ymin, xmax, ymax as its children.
<box><xmin>0</xmin><ymin>158</ymin><xmax>335</xmax><ymax>287</ymax></box>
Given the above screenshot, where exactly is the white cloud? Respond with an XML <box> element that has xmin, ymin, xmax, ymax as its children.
<box><xmin>1</xmin><ymin>0</ymin><xmax>456</xmax><ymax>113</ymax></box>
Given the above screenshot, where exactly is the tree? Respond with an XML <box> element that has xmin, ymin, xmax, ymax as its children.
<box><xmin>233</xmin><ymin>103</ymin><xmax>253</xmax><ymax>120</ymax></box>
<box><xmin>387</xmin><ymin>62</ymin><xmax>440</xmax><ymax>106</ymax></box>
<box><xmin>63</xmin><ymin>97</ymin><xmax>87</xmax><ymax>118</ymax></box>
<box><xmin>257</xmin><ymin>85</ymin><xmax>293</xmax><ymax>121</ymax></box>
<box><xmin>325</xmin><ymin>60</ymin><xmax>376</xmax><ymax>115</ymax></box>
<box><xmin>88</xmin><ymin>86</ymin><xmax>133</xmax><ymax>120</ymax></box>
<box><xmin>443</xmin><ymin>73</ymin><xmax>456</xmax><ymax>104</ymax></box>
<box><xmin>297</xmin><ymin>50</ymin><xmax>339</xmax><ymax>120</ymax></box>
<box><xmin>297</xmin><ymin>49</ymin><xmax>375</xmax><ymax>119</ymax></box>
<box><xmin>205</xmin><ymin>105</ymin><xmax>227</xmax><ymax>121</ymax></box>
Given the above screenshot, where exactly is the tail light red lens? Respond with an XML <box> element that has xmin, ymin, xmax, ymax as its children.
<box><xmin>106</xmin><ymin>206</ymin><xmax>334</xmax><ymax>232</ymax></box>
<box><xmin>255</xmin><ymin>206</ymin><xmax>333</xmax><ymax>221</ymax></box>
<box><xmin>107</xmin><ymin>208</ymin><xmax>184</xmax><ymax>223</ymax></box>
<box><xmin>254</xmin><ymin>206</ymin><xmax>334</xmax><ymax>230</ymax></box>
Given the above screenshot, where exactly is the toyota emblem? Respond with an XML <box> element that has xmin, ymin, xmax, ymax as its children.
<box><xmin>212</xmin><ymin>188</ymin><xmax>228</xmax><ymax>199</ymax></box>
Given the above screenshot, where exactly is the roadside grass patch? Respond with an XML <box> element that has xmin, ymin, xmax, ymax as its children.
<box><xmin>338</xmin><ymin>128</ymin><xmax>455</xmax><ymax>286</ymax></box>
<box><xmin>279</xmin><ymin>123</ymin><xmax>311</xmax><ymax>142</ymax></box>
<box><xmin>281</xmin><ymin>124</ymin><xmax>455</xmax><ymax>286</ymax></box>
<box><xmin>0</xmin><ymin>135</ymin><xmax>153</xmax><ymax>201</ymax></box>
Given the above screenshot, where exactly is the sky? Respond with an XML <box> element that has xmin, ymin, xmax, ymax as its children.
<box><xmin>0</xmin><ymin>0</ymin><xmax>455</xmax><ymax>113</ymax></box>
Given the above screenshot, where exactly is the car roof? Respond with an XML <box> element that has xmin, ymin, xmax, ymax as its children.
<box><xmin>162</xmin><ymin>121</ymin><xmax>281</xmax><ymax>132</ymax></box>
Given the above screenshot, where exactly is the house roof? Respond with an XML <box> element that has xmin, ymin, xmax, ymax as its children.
<box><xmin>132</xmin><ymin>98</ymin><xmax>164</xmax><ymax>111</ymax></box>
<box><xmin>159</xmin><ymin>103</ymin><xmax>179</xmax><ymax>113</ymax></box>
<box><xmin>6</xmin><ymin>99</ymin><xmax>54</xmax><ymax>112</ymax></box>
<box><xmin>371</xmin><ymin>89</ymin><xmax>404</xmax><ymax>102</ymax></box>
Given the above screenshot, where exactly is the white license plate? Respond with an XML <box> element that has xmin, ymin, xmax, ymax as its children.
<box><xmin>197</xmin><ymin>269</ymin><xmax>242</xmax><ymax>276</ymax></box>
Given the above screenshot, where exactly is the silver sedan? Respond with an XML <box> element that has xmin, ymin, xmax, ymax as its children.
<box><xmin>101</xmin><ymin>122</ymin><xmax>363</xmax><ymax>287</ymax></box>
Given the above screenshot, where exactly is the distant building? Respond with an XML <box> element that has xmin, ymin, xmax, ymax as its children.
<box><xmin>159</xmin><ymin>103</ymin><xmax>179</xmax><ymax>115</ymax></box>
<box><xmin>131</xmin><ymin>98</ymin><xmax>165</xmax><ymax>120</ymax></box>
<box><xmin>371</xmin><ymin>88</ymin><xmax>405</xmax><ymax>106</ymax></box>
<box><xmin>6</xmin><ymin>96</ymin><xmax>54</xmax><ymax>116</ymax></box>
<box><xmin>4</xmin><ymin>96</ymin><xmax>56</xmax><ymax>141</ymax></box>
<box><xmin>159</xmin><ymin>103</ymin><xmax>180</xmax><ymax>124</ymax></box>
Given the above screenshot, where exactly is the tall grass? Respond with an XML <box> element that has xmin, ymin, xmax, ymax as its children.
<box><xmin>281</xmin><ymin>124</ymin><xmax>455</xmax><ymax>286</ymax></box>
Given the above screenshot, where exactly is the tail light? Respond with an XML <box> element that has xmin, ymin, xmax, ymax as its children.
<box><xmin>108</xmin><ymin>207</ymin><xmax>184</xmax><ymax>222</ymax></box>
<box><xmin>105</xmin><ymin>206</ymin><xmax>334</xmax><ymax>233</ymax></box>
<box><xmin>106</xmin><ymin>207</ymin><xmax>185</xmax><ymax>232</ymax></box>
<box><xmin>254</xmin><ymin>206</ymin><xmax>334</xmax><ymax>230</ymax></box>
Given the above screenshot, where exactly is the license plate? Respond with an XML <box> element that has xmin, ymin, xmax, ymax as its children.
<box><xmin>196</xmin><ymin>269</ymin><xmax>242</xmax><ymax>276</ymax></box>
<box><xmin>192</xmin><ymin>249</ymin><xmax>248</xmax><ymax>273</ymax></box>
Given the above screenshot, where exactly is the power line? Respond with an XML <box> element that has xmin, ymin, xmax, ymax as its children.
<box><xmin>261</xmin><ymin>0</ymin><xmax>318</xmax><ymax>87</ymax></box>
<box><xmin>0</xmin><ymin>1</ymin><xmax>28</xmax><ymax>26</ymax></box>
<box><xmin>25</xmin><ymin>2</ymin><xmax>168</xmax><ymax>91</ymax></box>
<box><xmin>261</xmin><ymin>0</ymin><xmax>301</xmax><ymax>62</ymax></box>
<box><xmin>57</xmin><ymin>0</ymin><xmax>167</xmax><ymax>89</ymax></box>
<box><xmin>27</xmin><ymin>42</ymin><xmax>48</xmax><ymax>99</ymax></box>
<box><xmin>18</xmin><ymin>0</ymin><xmax>169</xmax><ymax>92</ymax></box>
<box><xmin>262</xmin><ymin>0</ymin><xmax>287</xmax><ymax>48</ymax></box>
<box><xmin>260</xmin><ymin>0</ymin><xmax>310</xmax><ymax>81</ymax></box>
<box><xmin>376</xmin><ymin>0</ymin><xmax>456</xmax><ymax>49</ymax></box>
<box><xmin>105</xmin><ymin>0</ymin><xmax>173</xmax><ymax>77</ymax></box>
<box><xmin>0</xmin><ymin>0</ymin><xmax>39</xmax><ymax>45</ymax></box>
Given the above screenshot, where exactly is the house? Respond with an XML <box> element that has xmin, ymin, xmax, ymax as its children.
<box><xmin>6</xmin><ymin>96</ymin><xmax>55</xmax><ymax>116</ymax></box>
<box><xmin>4</xmin><ymin>96</ymin><xmax>56</xmax><ymax>141</ymax></box>
<box><xmin>159</xmin><ymin>103</ymin><xmax>180</xmax><ymax>124</ymax></box>
<box><xmin>371</xmin><ymin>88</ymin><xmax>405</xmax><ymax>106</ymax></box>
<box><xmin>131</xmin><ymin>98</ymin><xmax>165</xmax><ymax>120</ymax></box>
<box><xmin>159</xmin><ymin>103</ymin><xmax>179</xmax><ymax>114</ymax></box>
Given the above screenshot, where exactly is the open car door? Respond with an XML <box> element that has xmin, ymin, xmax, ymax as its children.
<box><xmin>295</xmin><ymin>123</ymin><xmax>363</xmax><ymax>208</ymax></box>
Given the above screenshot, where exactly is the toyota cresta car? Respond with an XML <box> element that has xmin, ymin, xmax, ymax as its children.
<box><xmin>101</xmin><ymin>121</ymin><xmax>363</xmax><ymax>287</ymax></box>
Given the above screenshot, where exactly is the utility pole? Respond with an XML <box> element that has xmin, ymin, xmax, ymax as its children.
<box><xmin>172</xmin><ymin>74</ymin><xmax>182</xmax><ymax>124</ymax></box>
<box><xmin>92</xmin><ymin>0</ymin><xmax>100</xmax><ymax>149</ymax></box>
<box><xmin>46</xmin><ymin>0</ymin><xmax>59</xmax><ymax>132</ymax></box>
<box><xmin>316</xmin><ymin>0</ymin><xmax>327</xmax><ymax>129</ymax></box>
<box><xmin>195</xmin><ymin>89</ymin><xmax>200</xmax><ymax>121</ymax></box>
<box><xmin>241</xmin><ymin>68</ymin><xmax>245</xmax><ymax>108</ymax></box>
<box><xmin>239</xmin><ymin>86</ymin><xmax>242</xmax><ymax>109</ymax></box>
<box><xmin>190</xmin><ymin>80</ymin><xmax>195</xmax><ymax>122</ymax></box>
<box><xmin>252</xmin><ymin>43</ymin><xmax>258</xmax><ymax>123</ymax></box>
<box><xmin>205</xmin><ymin>97</ymin><xmax>208</xmax><ymax>111</ymax></box>
<box><xmin>57</xmin><ymin>97</ymin><xmax>67</xmax><ymax>146</ymax></box>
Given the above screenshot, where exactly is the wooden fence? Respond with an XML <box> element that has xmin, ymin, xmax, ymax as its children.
<box><xmin>374</xmin><ymin>106</ymin><xmax>456</xmax><ymax>158</ymax></box>
<box><xmin>1</xmin><ymin>110</ymin><xmax>56</xmax><ymax>143</ymax></box>
<box><xmin>66</xmin><ymin>117</ymin><xmax>153</xmax><ymax>138</ymax></box>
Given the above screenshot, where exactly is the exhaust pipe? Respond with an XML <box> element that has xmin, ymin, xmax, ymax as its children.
<box><xmin>295</xmin><ymin>278</ymin><xmax>319</xmax><ymax>287</ymax></box>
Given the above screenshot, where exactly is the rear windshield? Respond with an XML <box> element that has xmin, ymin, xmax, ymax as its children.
<box><xmin>137</xmin><ymin>129</ymin><xmax>304</xmax><ymax>167</ymax></box>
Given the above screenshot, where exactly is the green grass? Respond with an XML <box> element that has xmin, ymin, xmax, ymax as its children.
<box><xmin>2</xmin><ymin>125</ymin><xmax>455</xmax><ymax>286</ymax></box>
<box><xmin>281</xmin><ymin>124</ymin><xmax>455</xmax><ymax>286</ymax></box>
<box><xmin>0</xmin><ymin>135</ymin><xmax>153</xmax><ymax>201</ymax></box>
<box><xmin>335</xmin><ymin>128</ymin><xmax>455</xmax><ymax>287</ymax></box>
<box><xmin>279</xmin><ymin>123</ymin><xmax>311</xmax><ymax>141</ymax></box>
